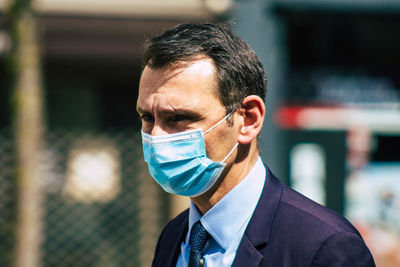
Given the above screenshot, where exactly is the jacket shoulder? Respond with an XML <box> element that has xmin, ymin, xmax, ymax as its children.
<box><xmin>280</xmin><ymin>184</ymin><xmax>359</xmax><ymax>235</ymax></box>
<box><xmin>265</xmin><ymin>183</ymin><xmax>374</xmax><ymax>266</ymax></box>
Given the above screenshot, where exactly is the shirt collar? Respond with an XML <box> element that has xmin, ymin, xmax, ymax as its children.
<box><xmin>187</xmin><ymin>157</ymin><xmax>266</xmax><ymax>250</ymax></box>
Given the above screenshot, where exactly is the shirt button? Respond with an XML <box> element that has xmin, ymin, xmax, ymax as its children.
<box><xmin>199</xmin><ymin>258</ymin><xmax>205</xmax><ymax>267</ymax></box>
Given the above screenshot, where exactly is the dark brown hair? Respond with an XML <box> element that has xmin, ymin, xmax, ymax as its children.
<box><xmin>142</xmin><ymin>22</ymin><xmax>267</xmax><ymax>114</ymax></box>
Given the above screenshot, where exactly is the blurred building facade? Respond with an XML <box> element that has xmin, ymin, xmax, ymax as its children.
<box><xmin>0</xmin><ymin>0</ymin><xmax>399</xmax><ymax>266</ymax></box>
<box><xmin>235</xmin><ymin>1</ymin><xmax>400</xmax><ymax>266</ymax></box>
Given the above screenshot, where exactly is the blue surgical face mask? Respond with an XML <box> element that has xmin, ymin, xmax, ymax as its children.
<box><xmin>141</xmin><ymin>112</ymin><xmax>238</xmax><ymax>197</ymax></box>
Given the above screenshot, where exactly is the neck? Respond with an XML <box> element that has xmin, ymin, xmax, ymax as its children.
<box><xmin>191</xmin><ymin>143</ymin><xmax>259</xmax><ymax>215</ymax></box>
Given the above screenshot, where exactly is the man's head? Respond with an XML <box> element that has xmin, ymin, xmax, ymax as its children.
<box><xmin>137</xmin><ymin>23</ymin><xmax>266</xmax><ymax>203</ymax></box>
<box><xmin>142</xmin><ymin>23</ymin><xmax>266</xmax><ymax>117</ymax></box>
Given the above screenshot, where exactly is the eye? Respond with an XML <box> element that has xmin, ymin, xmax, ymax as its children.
<box><xmin>140</xmin><ymin>113</ymin><xmax>154</xmax><ymax>123</ymax></box>
<box><xmin>171</xmin><ymin>114</ymin><xmax>189</xmax><ymax>122</ymax></box>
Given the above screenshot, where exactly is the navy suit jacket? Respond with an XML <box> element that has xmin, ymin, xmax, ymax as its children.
<box><xmin>152</xmin><ymin>168</ymin><xmax>375</xmax><ymax>267</ymax></box>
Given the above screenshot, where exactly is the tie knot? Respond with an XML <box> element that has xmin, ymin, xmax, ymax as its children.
<box><xmin>189</xmin><ymin>221</ymin><xmax>210</xmax><ymax>252</ymax></box>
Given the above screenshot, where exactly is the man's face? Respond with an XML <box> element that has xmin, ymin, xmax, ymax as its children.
<box><xmin>136</xmin><ymin>58</ymin><xmax>239</xmax><ymax>162</ymax></box>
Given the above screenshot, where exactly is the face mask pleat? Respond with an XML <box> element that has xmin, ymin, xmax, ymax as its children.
<box><xmin>145</xmin><ymin>139</ymin><xmax>205</xmax><ymax>164</ymax></box>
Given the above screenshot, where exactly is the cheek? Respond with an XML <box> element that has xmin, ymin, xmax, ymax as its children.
<box><xmin>205</xmin><ymin>127</ymin><xmax>238</xmax><ymax>161</ymax></box>
<box><xmin>141</xmin><ymin>122</ymin><xmax>152</xmax><ymax>134</ymax></box>
<box><xmin>204</xmin><ymin>138</ymin><xmax>219</xmax><ymax>160</ymax></box>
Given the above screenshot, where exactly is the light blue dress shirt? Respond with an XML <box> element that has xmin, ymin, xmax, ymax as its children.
<box><xmin>176</xmin><ymin>157</ymin><xmax>266</xmax><ymax>267</ymax></box>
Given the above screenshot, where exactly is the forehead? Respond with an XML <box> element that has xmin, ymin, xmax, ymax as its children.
<box><xmin>137</xmin><ymin>58</ymin><xmax>223</xmax><ymax>113</ymax></box>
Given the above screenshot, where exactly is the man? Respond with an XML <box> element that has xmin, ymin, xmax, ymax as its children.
<box><xmin>136</xmin><ymin>23</ymin><xmax>375</xmax><ymax>267</ymax></box>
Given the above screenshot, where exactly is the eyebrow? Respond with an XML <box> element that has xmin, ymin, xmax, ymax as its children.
<box><xmin>166</xmin><ymin>109</ymin><xmax>202</xmax><ymax>120</ymax></box>
<box><xmin>136</xmin><ymin>106</ymin><xmax>202</xmax><ymax>120</ymax></box>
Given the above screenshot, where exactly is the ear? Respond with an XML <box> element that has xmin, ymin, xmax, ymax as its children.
<box><xmin>237</xmin><ymin>95</ymin><xmax>265</xmax><ymax>145</ymax></box>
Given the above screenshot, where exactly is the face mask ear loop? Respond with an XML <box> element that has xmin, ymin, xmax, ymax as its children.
<box><xmin>221</xmin><ymin>142</ymin><xmax>239</xmax><ymax>163</ymax></box>
<box><xmin>203</xmin><ymin>110</ymin><xmax>235</xmax><ymax>135</ymax></box>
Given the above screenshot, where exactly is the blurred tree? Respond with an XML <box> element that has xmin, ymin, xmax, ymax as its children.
<box><xmin>7</xmin><ymin>0</ymin><xmax>44</xmax><ymax>266</ymax></box>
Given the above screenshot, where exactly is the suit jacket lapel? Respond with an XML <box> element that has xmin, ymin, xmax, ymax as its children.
<box><xmin>232</xmin><ymin>168</ymin><xmax>283</xmax><ymax>267</ymax></box>
<box><xmin>231</xmin><ymin>235</ymin><xmax>263</xmax><ymax>267</ymax></box>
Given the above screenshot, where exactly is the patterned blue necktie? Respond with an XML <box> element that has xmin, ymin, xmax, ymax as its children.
<box><xmin>188</xmin><ymin>221</ymin><xmax>210</xmax><ymax>267</ymax></box>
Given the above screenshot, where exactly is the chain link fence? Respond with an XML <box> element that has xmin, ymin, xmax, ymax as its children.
<box><xmin>0</xmin><ymin>128</ymin><xmax>169</xmax><ymax>267</ymax></box>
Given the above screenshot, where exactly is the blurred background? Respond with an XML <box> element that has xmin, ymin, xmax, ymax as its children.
<box><xmin>0</xmin><ymin>0</ymin><xmax>399</xmax><ymax>266</ymax></box>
